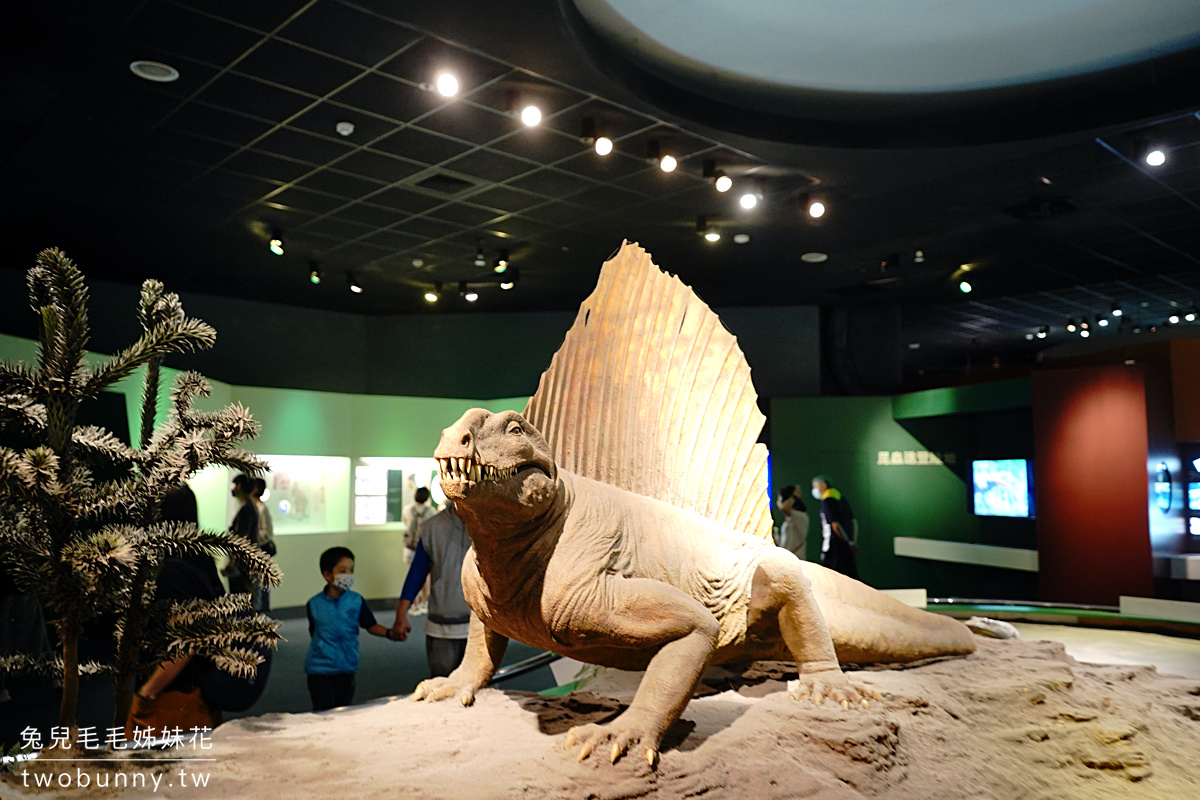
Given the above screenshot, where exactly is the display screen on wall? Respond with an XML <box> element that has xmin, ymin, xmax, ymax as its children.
<box><xmin>1188</xmin><ymin>482</ymin><xmax>1200</xmax><ymax>512</ymax></box>
<box><xmin>353</xmin><ymin>457</ymin><xmax>445</xmax><ymax>528</ymax></box>
<box><xmin>972</xmin><ymin>459</ymin><xmax>1034</xmax><ymax>518</ymax></box>
<box><xmin>227</xmin><ymin>455</ymin><xmax>350</xmax><ymax>534</ymax></box>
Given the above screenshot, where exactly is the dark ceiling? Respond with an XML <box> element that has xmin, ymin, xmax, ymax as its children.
<box><xmin>4</xmin><ymin>1</ymin><xmax>1200</xmax><ymax>385</ymax></box>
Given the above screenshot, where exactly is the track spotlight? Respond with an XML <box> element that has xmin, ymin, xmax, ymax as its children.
<box><xmin>646</xmin><ymin>139</ymin><xmax>677</xmax><ymax>170</ymax></box>
<box><xmin>474</xmin><ymin>247</ymin><xmax>486</xmax><ymax>268</ymax></box>
<box><xmin>348</xmin><ymin>273</ymin><xmax>362</xmax><ymax>294</ymax></box>
<box><xmin>958</xmin><ymin>280</ymin><xmax>972</xmax><ymax>293</ymax></box>
<box><xmin>269</xmin><ymin>230</ymin><xmax>284</xmax><ymax>256</ymax></box>
<box><xmin>1098</xmin><ymin>315</ymin><xmax>1109</xmax><ymax>327</ymax></box>
<box><xmin>494</xmin><ymin>249</ymin><xmax>509</xmax><ymax>274</ymax></box>
<box><xmin>1080</xmin><ymin>319</ymin><xmax>1090</xmax><ymax>330</ymax></box>
<box><xmin>309</xmin><ymin>262</ymin><xmax>322</xmax><ymax>285</ymax></box>
<box><xmin>1186</xmin><ymin>304</ymin><xmax>1197</xmax><ymax>322</ymax></box>
<box><xmin>695</xmin><ymin>215</ymin><xmax>721</xmax><ymax>242</ymax></box>
<box><xmin>1111</xmin><ymin>301</ymin><xmax>1123</xmax><ymax>317</ymax></box>
<box><xmin>1169</xmin><ymin>313</ymin><xmax>1180</xmax><ymax>324</ymax></box>
<box><xmin>1036</xmin><ymin>326</ymin><xmax>1049</xmax><ymax>339</ymax></box>
<box><xmin>594</xmin><ymin>136</ymin><xmax>613</xmax><ymax>156</ymax></box>
<box><xmin>914</xmin><ymin>249</ymin><xmax>925</xmax><ymax>263</ymax></box>
<box><xmin>1066</xmin><ymin>318</ymin><xmax>1077</xmax><ymax>332</ymax></box>
<box><xmin>500</xmin><ymin>268</ymin><xmax>518</xmax><ymax>290</ymax></box>
<box><xmin>1080</xmin><ymin>329</ymin><xmax>1090</xmax><ymax>338</ymax></box>
<box><xmin>424</xmin><ymin>282</ymin><xmax>441</xmax><ymax>304</ymax></box>
<box><xmin>1145</xmin><ymin>148</ymin><xmax>1166</xmax><ymax>167</ymax></box>
<box><xmin>458</xmin><ymin>280</ymin><xmax>478</xmax><ymax>303</ymax></box>
<box><xmin>703</xmin><ymin>160</ymin><xmax>733</xmax><ymax>193</ymax></box>
<box><xmin>738</xmin><ymin>184</ymin><xmax>760</xmax><ymax>209</ymax></box>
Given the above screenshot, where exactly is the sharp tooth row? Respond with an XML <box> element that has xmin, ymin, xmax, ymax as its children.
<box><xmin>439</xmin><ymin>457</ymin><xmax>480</xmax><ymax>482</ymax></box>
<box><xmin>438</xmin><ymin>458</ymin><xmax>518</xmax><ymax>483</ymax></box>
<box><xmin>483</xmin><ymin>465</ymin><xmax>517</xmax><ymax>481</ymax></box>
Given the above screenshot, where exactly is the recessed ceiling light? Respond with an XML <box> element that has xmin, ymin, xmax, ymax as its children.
<box><xmin>335</xmin><ymin>121</ymin><xmax>355</xmax><ymax>137</ymax></box>
<box><xmin>733</xmin><ymin>233</ymin><xmax>750</xmax><ymax>244</ymax></box>
<box><xmin>411</xmin><ymin>258</ymin><xmax>424</xmax><ymax>268</ymax></box>
<box><xmin>129</xmin><ymin>60</ymin><xmax>179</xmax><ymax>82</ymax></box>
<box><xmin>520</xmin><ymin>105</ymin><xmax>542</xmax><ymax>127</ymax></box>
<box><xmin>434</xmin><ymin>72</ymin><xmax>459</xmax><ymax>97</ymax></box>
<box><xmin>800</xmin><ymin>252</ymin><xmax>827</xmax><ymax>263</ymax></box>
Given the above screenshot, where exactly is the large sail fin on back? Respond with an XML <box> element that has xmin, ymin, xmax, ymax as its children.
<box><xmin>524</xmin><ymin>242</ymin><xmax>773</xmax><ymax>540</ymax></box>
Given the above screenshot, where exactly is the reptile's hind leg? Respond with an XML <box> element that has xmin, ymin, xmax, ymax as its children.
<box><xmin>751</xmin><ymin>549</ymin><xmax>880</xmax><ymax>709</ymax></box>
<box><xmin>550</xmin><ymin>577</ymin><xmax>719</xmax><ymax>765</ymax></box>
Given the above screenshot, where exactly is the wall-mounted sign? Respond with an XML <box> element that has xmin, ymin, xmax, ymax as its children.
<box><xmin>877</xmin><ymin>450</ymin><xmax>956</xmax><ymax>467</ymax></box>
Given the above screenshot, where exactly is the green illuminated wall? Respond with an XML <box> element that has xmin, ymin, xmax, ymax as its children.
<box><xmin>770</xmin><ymin>382</ymin><xmax>1037</xmax><ymax>599</ymax></box>
<box><xmin>0</xmin><ymin>333</ymin><xmax>526</xmax><ymax>609</ymax></box>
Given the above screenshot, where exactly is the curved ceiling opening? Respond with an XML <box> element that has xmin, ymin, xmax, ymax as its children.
<box><xmin>569</xmin><ymin>0</ymin><xmax>1200</xmax><ymax>146</ymax></box>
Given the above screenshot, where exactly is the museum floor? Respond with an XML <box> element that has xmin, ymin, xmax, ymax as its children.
<box><xmin>1</xmin><ymin>607</ymin><xmax>1196</xmax><ymax>750</ymax></box>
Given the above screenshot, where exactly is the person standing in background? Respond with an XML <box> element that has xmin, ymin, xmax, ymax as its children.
<box><xmin>774</xmin><ymin>484</ymin><xmax>808</xmax><ymax>560</ymax></box>
<box><xmin>400</xmin><ymin>486</ymin><xmax>436</xmax><ymax>614</ymax></box>
<box><xmin>812</xmin><ymin>475</ymin><xmax>859</xmax><ymax>579</ymax></box>
<box><xmin>222</xmin><ymin>474</ymin><xmax>259</xmax><ymax>595</ymax></box>
<box><xmin>390</xmin><ymin>501</ymin><xmax>471</xmax><ymax>678</ymax></box>
<box><xmin>250</xmin><ymin>477</ymin><xmax>275</xmax><ymax>612</ymax></box>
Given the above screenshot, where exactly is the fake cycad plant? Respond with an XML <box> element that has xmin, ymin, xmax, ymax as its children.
<box><xmin>0</xmin><ymin>248</ymin><xmax>280</xmax><ymax>743</ymax></box>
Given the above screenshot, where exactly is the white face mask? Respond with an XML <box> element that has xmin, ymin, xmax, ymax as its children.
<box><xmin>812</xmin><ymin>488</ymin><xmax>822</xmax><ymax>500</ymax></box>
<box><xmin>333</xmin><ymin>574</ymin><xmax>355</xmax><ymax>592</ymax></box>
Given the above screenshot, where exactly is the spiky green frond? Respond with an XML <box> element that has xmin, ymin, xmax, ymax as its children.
<box><xmin>83</xmin><ymin>318</ymin><xmax>217</xmax><ymax>397</ymax></box>
<box><xmin>0</xmin><ymin>653</ymin><xmax>112</xmax><ymax>678</ymax></box>
<box><xmin>0</xmin><ymin>362</ymin><xmax>38</xmax><ymax>396</ymax></box>
<box><xmin>61</xmin><ymin>527</ymin><xmax>140</xmax><ymax>599</ymax></box>
<box><xmin>0</xmin><ymin>393</ymin><xmax>47</xmax><ymax>434</ymax></box>
<box><xmin>71</xmin><ymin>425</ymin><xmax>141</xmax><ymax>469</ymax></box>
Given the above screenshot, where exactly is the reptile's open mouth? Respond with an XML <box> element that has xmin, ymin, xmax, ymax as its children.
<box><xmin>437</xmin><ymin>456</ymin><xmax>540</xmax><ymax>485</ymax></box>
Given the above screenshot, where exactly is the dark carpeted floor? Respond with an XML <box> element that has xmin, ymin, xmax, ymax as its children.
<box><xmin>0</xmin><ymin>601</ymin><xmax>555</xmax><ymax>749</ymax></box>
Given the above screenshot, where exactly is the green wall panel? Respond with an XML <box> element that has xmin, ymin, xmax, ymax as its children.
<box><xmin>771</xmin><ymin>395</ymin><xmax>1037</xmax><ymax>599</ymax></box>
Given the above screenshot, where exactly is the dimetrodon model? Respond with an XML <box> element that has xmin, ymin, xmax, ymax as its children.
<box><xmin>415</xmin><ymin>243</ymin><xmax>976</xmax><ymax>767</ymax></box>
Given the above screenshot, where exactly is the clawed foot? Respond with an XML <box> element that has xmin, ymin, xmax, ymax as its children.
<box><xmin>562</xmin><ymin>720</ymin><xmax>660</xmax><ymax>767</ymax></box>
<box><xmin>412</xmin><ymin>676</ymin><xmax>478</xmax><ymax>706</ymax></box>
<box><xmin>788</xmin><ymin>670</ymin><xmax>883</xmax><ymax>710</ymax></box>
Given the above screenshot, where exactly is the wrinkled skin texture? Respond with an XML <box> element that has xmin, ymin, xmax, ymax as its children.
<box><xmin>416</xmin><ymin>409</ymin><xmax>975</xmax><ymax>766</ymax></box>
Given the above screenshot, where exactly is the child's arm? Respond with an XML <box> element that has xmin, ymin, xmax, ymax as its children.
<box><xmin>367</xmin><ymin>623</ymin><xmax>391</xmax><ymax>638</ymax></box>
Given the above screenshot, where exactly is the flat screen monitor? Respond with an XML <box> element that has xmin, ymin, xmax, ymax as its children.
<box><xmin>972</xmin><ymin>459</ymin><xmax>1034</xmax><ymax>518</ymax></box>
<box><xmin>1189</xmin><ymin>482</ymin><xmax>1200</xmax><ymax>512</ymax></box>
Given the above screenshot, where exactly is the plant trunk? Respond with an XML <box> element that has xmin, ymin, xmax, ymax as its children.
<box><xmin>58</xmin><ymin>615</ymin><xmax>81</xmax><ymax>751</ymax></box>
<box><xmin>111</xmin><ymin>568</ymin><xmax>149</xmax><ymax>728</ymax></box>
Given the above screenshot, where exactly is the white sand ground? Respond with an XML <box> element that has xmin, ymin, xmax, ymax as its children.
<box><xmin>5</xmin><ymin>637</ymin><xmax>1200</xmax><ymax>800</ymax></box>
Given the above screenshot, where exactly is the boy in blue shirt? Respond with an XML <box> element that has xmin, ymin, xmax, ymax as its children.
<box><xmin>305</xmin><ymin>546</ymin><xmax>394</xmax><ymax>710</ymax></box>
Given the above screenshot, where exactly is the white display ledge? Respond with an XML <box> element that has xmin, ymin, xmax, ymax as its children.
<box><xmin>1120</xmin><ymin>596</ymin><xmax>1200</xmax><ymax>625</ymax></box>
<box><xmin>1169</xmin><ymin>554</ymin><xmax>1200</xmax><ymax>581</ymax></box>
<box><xmin>893</xmin><ymin>537</ymin><xmax>1039</xmax><ymax>572</ymax></box>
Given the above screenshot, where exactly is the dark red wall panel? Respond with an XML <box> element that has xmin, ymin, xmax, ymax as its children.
<box><xmin>1032</xmin><ymin>365</ymin><xmax>1155</xmax><ymax>605</ymax></box>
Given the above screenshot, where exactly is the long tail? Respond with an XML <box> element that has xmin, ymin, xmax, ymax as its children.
<box><xmin>800</xmin><ymin>562</ymin><xmax>976</xmax><ymax>664</ymax></box>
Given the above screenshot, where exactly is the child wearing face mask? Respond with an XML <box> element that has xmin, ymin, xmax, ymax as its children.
<box><xmin>305</xmin><ymin>546</ymin><xmax>394</xmax><ymax>711</ymax></box>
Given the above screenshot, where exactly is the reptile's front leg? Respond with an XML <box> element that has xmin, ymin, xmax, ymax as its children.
<box><xmin>414</xmin><ymin>615</ymin><xmax>508</xmax><ymax>705</ymax></box>
<box><xmin>551</xmin><ymin>577</ymin><xmax>718</xmax><ymax>766</ymax></box>
<box><xmin>753</xmin><ymin>549</ymin><xmax>880</xmax><ymax>708</ymax></box>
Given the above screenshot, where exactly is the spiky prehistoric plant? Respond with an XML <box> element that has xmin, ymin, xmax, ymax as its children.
<box><xmin>0</xmin><ymin>248</ymin><xmax>281</xmax><ymax>743</ymax></box>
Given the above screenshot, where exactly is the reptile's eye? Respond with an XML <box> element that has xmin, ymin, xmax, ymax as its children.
<box><xmin>507</xmin><ymin>423</ymin><xmax>522</xmax><ymax>435</ymax></box>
